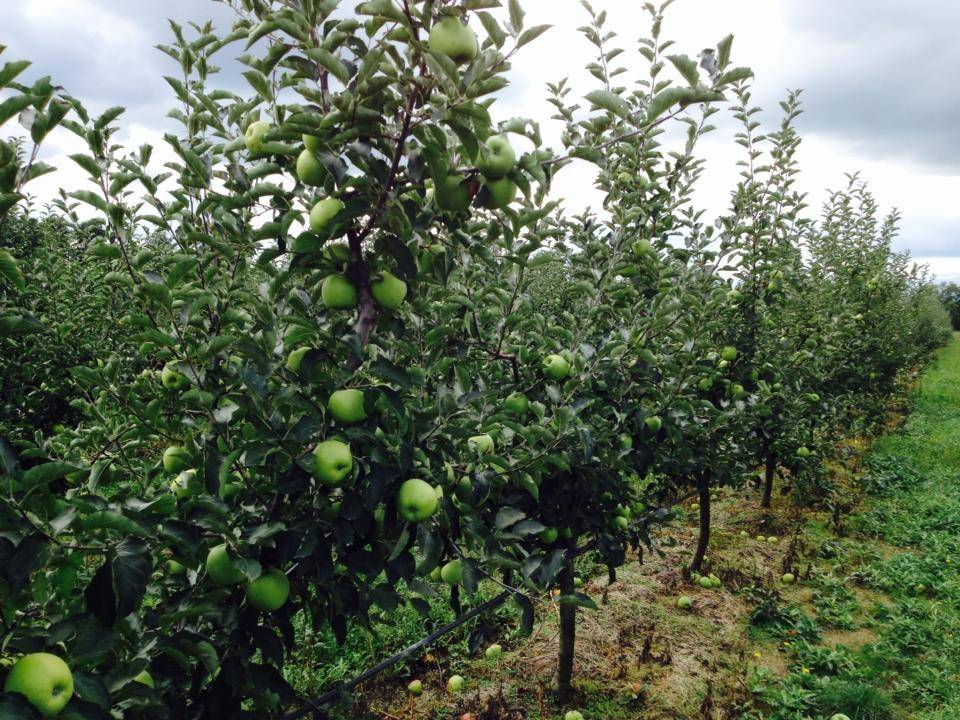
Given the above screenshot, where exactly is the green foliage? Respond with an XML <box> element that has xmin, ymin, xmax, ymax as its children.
<box><xmin>0</xmin><ymin>1</ymin><xmax>952</xmax><ymax>717</ymax></box>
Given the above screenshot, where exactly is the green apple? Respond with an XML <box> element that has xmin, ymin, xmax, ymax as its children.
<box><xmin>440</xmin><ymin>559</ymin><xmax>464</xmax><ymax>585</ymax></box>
<box><xmin>309</xmin><ymin>197</ymin><xmax>344</xmax><ymax>233</ymax></box>
<box><xmin>244</xmin><ymin>120</ymin><xmax>270</xmax><ymax>153</ymax></box>
<box><xmin>618</xmin><ymin>433</ymin><xmax>633</xmax><ymax>449</ymax></box>
<box><xmin>484</xmin><ymin>644</ymin><xmax>503</xmax><ymax>660</ymax></box>
<box><xmin>476</xmin><ymin>135</ymin><xmax>517</xmax><ymax>179</ymax></box>
<box><xmin>162</xmin><ymin>445</ymin><xmax>190</xmax><ymax>473</ymax></box>
<box><xmin>3</xmin><ymin>653</ymin><xmax>74</xmax><ymax>717</ymax></box>
<box><xmin>206</xmin><ymin>544</ymin><xmax>245</xmax><ymax>586</ymax></box>
<box><xmin>133</xmin><ymin>670</ymin><xmax>154</xmax><ymax>688</ymax></box>
<box><xmin>371</xmin><ymin>271</ymin><xmax>408</xmax><ymax>309</ymax></box>
<box><xmin>429</xmin><ymin>566</ymin><xmax>442</xmax><ymax>582</ymax></box>
<box><xmin>323</xmin><ymin>242</ymin><xmax>350</xmax><ymax>264</ymax></box>
<box><xmin>467</xmin><ymin>433</ymin><xmax>494</xmax><ymax>454</ymax></box>
<box><xmin>321</xmin><ymin>500</ymin><xmax>341</xmax><ymax>522</ymax></box>
<box><xmin>574</xmin><ymin>576</ymin><xmax>583</xmax><ymax>588</ymax></box>
<box><xmin>286</xmin><ymin>346</ymin><xmax>311</xmax><ymax>373</ymax></box>
<box><xmin>166</xmin><ymin>559</ymin><xmax>187</xmax><ymax>575</ymax></box>
<box><xmin>756</xmin><ymin>535</ymin><xmax>765</xmax><ymax>542</ymax></box>
<box><xmin>739</xmin><ymin>530</ymin><xmax>748</xmax><ymax>538</ymax></box>
<box><xmin>542</xmin><ymin>353</ymin><xmax>571</xmax><ymax>380</ymax></box>
<box><xmin>613</xmin><ymin>516</ymin><xmax>629</xmax><ymax>531</ymax></box>
<box><xmin>170</xmin><ymin>469</ymin><xmax>201</xmax><ymax>499</ymax></box>
<box><xmin>830</xmin><ymin>715</ymin><xmax>852</xmax><ymax>720</ymax></box>
<box><xmin>698</xmin><ymin>377</ymin><xmax>713</xmax><ymax>391</ymax></box>
<box><xmin>633</xmin><ymin>239</ymin><xmax>653</xmax><ymax>257</ymax></box>
<box><xmin>481</xmin><ymin>176</ymin><xmax>517</xmax><ymax>209</ymax></box>
<box><xmin>296</xmin><ymin>149</ymin><xmax>326</xmax><ymax>186</ymax></box>
<box><xmin>428</xmin><ymin>16</ymin><xmax>478</xmax><ymax>64</ymax></box>
<box><xmin>677</xmin><ymin>595</ymin><xmax>693</xmax><ymax>609</ymax></box>
<box><xmin>454</xmin><ymin>476</ymin><xmax>473</xmax><ymax>503</ymax></box>
<box><xmin>781</xmin><ymin>573</ymin><xmax>795</xmax><ymax>584</ymax></box>
<box><xmin>504</xmin><ymin>391</ymin><xmax>529</xmax><ymax>415</ymax></box>
<box><xmin>796</xmin><ymin>446</ymin><xmax>811</xmax><ymax>458</ymax></box>
<box><xmin>314</xmin><ymin>440</ymin><xmax>353</xmax><ymax>486</ymax></box>
<box><xmin>435</xmin><ymin>174</ymin><xmax>471</xmax><ymax>211</ymax></box>
<box><xmin>538</xmin><ymin>527</ymin><xmax>558</xmax><ymax>544</ymax></box>
<box><xmin>397</xmin><ymin>478</ymin><xmax>439</xmax><ymax>522</ymax></box>
<box><xmin>731</xmin><ymin>383</ymin><xmax>746</xmax><ymax>399</ymax></box>
<box><xmin>161</xmin><ymin>363</ymin><xmax>189</xmax><ymax>391</ymax></box>
<box><xmin>767</xmin><ymin>536</ymin><xmax>778</xmax><ymax>544</ymax></box>
<box><xmin>247</xmin><ymin>568</ymin><xmax>290</xmax><ymax>611</ymax></box>
<box><xmin>303</xmin><ymin>134</ymin><xmax>321</xmax><ymax>154</ymax></box>
<box><xmin>645</xmin><ymin>415</ymin><xmax>662</xmax><ymax>432</ymax></box>
<box><xmin>408</xmin><ymin>679</ymin><xmax>423</xmax><ymax>696</ymax></box>
<box><xmin>446</xmin><ymin>674</ymin><xmax>465</xmax><ymax>693</ymax></box>
<box><xmin>564</xmin><ymin>711</ymin><xmax>584</xmax><ymax>720</ymax></box>
<box><xmin>720</xmin><ymin>346</ymin><xmax>738</xmax><ymax>361</ymax></box>
<box><xmin>698</xmin><ymin>576</ymin><xmax>713</xmax><ymax>589</ymax></box>
<box><xmin>321</xmin><ymin>274</ymin><xmax>358</xmax><ymax>310</ymax></box>
<box><xmin>559</xmin><ymin>526</ymin><xmax>573</xmax><ymax>540</ymax></box>
<box><xmin>328</xmin><ymin>388</ymin><xmax>366</xmax><ymax>424</ymax></box>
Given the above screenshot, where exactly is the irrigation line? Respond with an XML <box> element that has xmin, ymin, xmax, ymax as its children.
<box><xmin>281</xmin><ymin>590</ymin><xmax>512</xmax><ymax>720</ymax></box>
<box><xmin>280</xmin><ymin>489</ymin><xmax>699</xmax><ymax>719</ymax></box>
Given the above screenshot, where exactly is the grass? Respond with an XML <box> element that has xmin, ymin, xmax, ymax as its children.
<box><xmin>288</xmin><ymin>336</ymin><xmax>960</xmax><ymax>720</ymax></box>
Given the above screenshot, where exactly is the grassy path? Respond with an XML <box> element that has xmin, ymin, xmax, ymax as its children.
<box><xmin>307</xmin><ymin>337</ymin><xmax>960</xmax><ymax>720</ymax></box>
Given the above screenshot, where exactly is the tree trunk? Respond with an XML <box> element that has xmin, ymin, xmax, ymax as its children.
<box><xmin>554</xmin><ymin>556</ymin><xmax>576</xmax><ymax>699</ymax></box>
<box><xmin>761</xmin><ymin>452</ymin><xmax>776</xmax><ymax>509</ymax></box>
<box><xmin>689</xmin><ymin>478</ymin><xmax>711</xmax><ymax>574</ymax></box>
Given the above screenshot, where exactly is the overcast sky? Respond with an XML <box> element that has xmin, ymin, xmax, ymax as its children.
<box><xmin>4</xmin><ymin>0</ymin><xmax>959</xmax><ymax>281</ymax></box>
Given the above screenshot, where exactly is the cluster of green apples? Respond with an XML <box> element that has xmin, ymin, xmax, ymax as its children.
<box><xmin>693</xmin><ymin>572</ymin><xmax>722</xmax><ymax>590</ymax></box>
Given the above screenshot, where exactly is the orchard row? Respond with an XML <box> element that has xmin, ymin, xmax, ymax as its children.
<box><xmin>0</xmin><ymin>1</ymin><xmax>949</xmax><ymax>718</ymax></box>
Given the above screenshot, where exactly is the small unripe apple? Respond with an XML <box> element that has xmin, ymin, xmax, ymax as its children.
<box><xmin>286</xmin><ymin>346</ymin><xmax>311</xmax><ymax>373</ymax></box>
<box><xmin>504</xmin><ymin>391</ymin><xmax>529</xmax><ymax>415</ymax></box>
<box><xmin>756</xmin><ymin>535</ymin><xmax>766</xmax><ymax>542</ymax></box>
<box><xmin>698</xmin><ymin>575</ymin><xmax>713</xmax><ymax>589</ymax></box>
<box><xmin>677</xmin><ymin>595</ymin><xmax>693</xmax><ymax>609</ymax></box>
<box><xmin>397</xmin><ymin>479</ymin><xmax>439</xmax><ymax>522</ymax></box>
<box><xmin>328</xmin><ymin>388</ymin><xmax>366</xmax><ymax>424</ymax></box>
<box><xmin>542</xmin><ymin>353</ymin><xmax>571</xmax><ymax>380</ymax></box>
<box><xmin>767</xmin><ymin>535</ymin><xmax>778</xmax><ymax>544</ymax></box>
<box><xmin>435</xmin><ymin>174</ymin><xmax>472</xmax><ymax>211</ymax></box>
<box><xmin>206</xmin><ymin>544</ymin><xmax>245</xmax><ymax>586</ymax></box>
<box><xmin>829</xmin><ymin>715</ymin><xmax>851</xmax><ymax>720</ymax></box>
<box><xmin>166</xmin><ymin>559</ymin><xmax>187</xmax><ymax>575</ymax></box>
<box><xmin>645</xmin><ymin>415</ymin><xmax>662</xmax><ymax>432</ymax></box>
<box><xmin>296</xmin><ymin>149</ymin><xmax>326</xmax><ymax>186</ymax></box>
<box><xmin>371</xmin><ymin>271</ymin><xmax>408</xmax><ymax>309</ymax></box>
<box><xmin>781</xmin><ymin>573</ymin><xmax>795</xmax><ymax>584</ymax></box>
<box><xmin>796</xmin><ymin>446</ymin><xmax>811</xmax><ymax>458</ymax></box>
<box><xmin>739</xmin><ymin>530</ymin><xmax>748</xmax><ymax>538</ymax></box>
<box><xmin>321</xmin><ymin>274</ymin><xmax>358</xmax><ymax>310</ymax></box>
<box><xmin>481</xmin><ymin>176</ymin><xmax>517</xmax><ymax>209</ymax></box>
<box><xmin>564</xmin><ymin>711</ymin><xmax>584</xmax><ymax>720</ymax></box>
<box><xmin>446</xmin><ymin>673</ymin><xmax>465</xmax><ymax>693</ymax></box>
<box><xmin>170</xmin><ymin>469</ymin><xmax>201</xmax><ymax>499</ymax></box>
<box><xmin>309</xmin><ymin>197</ymin><xmax>344</xmax><ymax>233</ymax></box>
<box><xmin>538</xmin><ymin>527</ymin><xmax>558</xmax><ymax>544</ymax></box>
<box><xmin>3</xmin><ymin>653</ymin><xmax>74</xmax><ymax>717</ymax></box>
<box><xmin>314</xmin><ymin>440</ymin><xmax>353</xmax><ymax>486</ymax></box>
<box><xmin>476</xmin><ymin>135</ymin><xmax>517</xmax><ymax>179</ymax></box>
<box><xmin>428</xmin><ymin>17</ymin><xmax>478</xmax><ymax>64</ymax></box>
<box><xmin>162</xmin><ymin>445</ymin><xmax>191</xmax><ymax>473</ymax></box>
<box><xmin>161</xmin><ymin>363</ymin><xmax>190</xmax><ymax>391</ymax></box>
<box><xmin>633</xmin><ymin>239</ymin><xmax>653</xmax><ymax>257</ymax></box>
<box><xmin>467</xmin><ymin>433</ymin><xmax>494</xmax><ymax>454</ymax></box>
<box><xmin>244</xmin><ymin>120</ymin><xmax>270</xmax><ymax>153</ymax></box>
<box><xmin>720</xmin><ymin>346</ymin><xmax>738</xmax><ymax>361</ymax></box>
<box><xmin>408</xmin><ymin>679</ymin><xmax>423</xmax><ymax>696</ymax></box>
<box><xmin>618</xmin><ymin>433</ymin><xmax>633</xmax><ymax>449</ymax></box>
<box><xmin>484</xmin><ymin>644</ymin><xmax>503</xmax><ymax>660</ymax></box>
<box><xmin>247</xmin><ymin>568</ymin><xmax>290</xmax><ymax>611</ymax></box>
<box><xmin>454</xmin><ymin>476</ymin><xmax>473</xmax><ymax>503</ymax></box>
<box><xmin>613</xmin><ymin>515</ymin><xmax>629</xmax><ymax>531</ymax></box>
<box><xmin>440</xmin><ymin>559</ymin><xmax>464</xmax><ymax>585</ymax></box>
